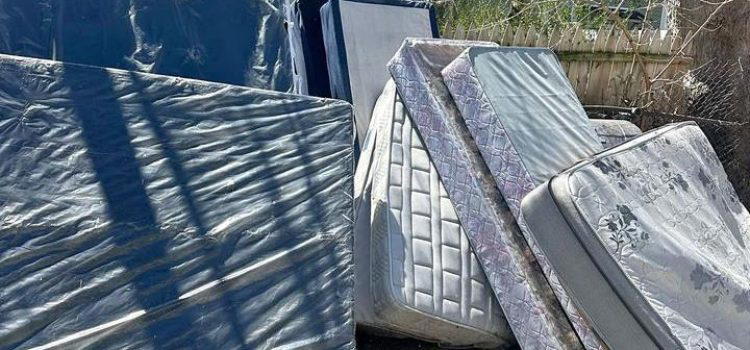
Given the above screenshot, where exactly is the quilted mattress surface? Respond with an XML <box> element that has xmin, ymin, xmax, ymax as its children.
<box><xmin>521</xmin><ymin>122</ymin><xmax>750</xmax><ymax>350</ymax></box>
<box><xmin>442</xmin><ymin>45</ymin><xmax>610</xmax><ymax>349</ymax></box>
<box><xmin>388</xmin><ymin>38</ymin><xmax>583</xmax><ymax>350</ymax></box>
<box><xmin>321</xmin><ymin>0</ymin><xmax>437</xmax><ymax>145</ymax></box>
<box><xmin>0</xmin><ymin>54</ymin><xmax>355</xmax><ymax>350</ymax></box>
<box><xmin>354</xmin><ymin>80</ymin><xmax>512</xmax><ymax>347</ymax></box>
<box><xmin>442</xmin><ymin>46</ymin><xmax>603</xmax><ymax>187</ymax></box>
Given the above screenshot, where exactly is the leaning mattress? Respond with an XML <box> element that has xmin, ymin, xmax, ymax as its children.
<box><xmin>0</xmin><ymin>54</ymin><xmax>355</xmax><ymax>349</ymax></box>
<box><xmin>444</xmin><ymin>46</ymin><xmax>645</xmax><ymax>350</ymax></box>
<box><xmin>0</xmin><ymin>0</ymin><xmax>297</xmax><ymax>92</ymax></box>
<box><xmin>521</xmin><ymin>122</ymin><xmax>750</xmax><ymax>350</ymax></box>
<box><xmin>388</xmin><ymin>38</ymin><xmax>584</xmax><ymax>349</ymax></box>
<box><xmin>353</xmin><ymin>80</ymin><xmax>513</xmax><ymax>348</ymax></box>
<box><xmin>321</xmin><ymin>0</ymin><xmax>438</xmax><ymax>145</ymax></box>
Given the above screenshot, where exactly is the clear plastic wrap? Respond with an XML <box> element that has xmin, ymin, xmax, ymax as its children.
<box><xmin>0</xmin><ymin>54</ymin><xmax>355</xmax><ymax>350</ymax></box>
<box><xmin>0</xmin><ymin>0</ymin><xmax>296</xmax><ymax>92</ymax></box>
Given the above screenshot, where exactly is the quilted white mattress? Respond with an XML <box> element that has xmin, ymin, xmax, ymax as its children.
<box><xmin>354</xmin><ymin>80</ymin><xmax>513</xmax><ymax>348</ymax></box>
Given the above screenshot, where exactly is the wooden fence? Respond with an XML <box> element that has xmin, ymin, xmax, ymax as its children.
<box><xmin>444</xmin><ymin>25</ymin><xmax>693</xmax><ymax>109</ymax></box>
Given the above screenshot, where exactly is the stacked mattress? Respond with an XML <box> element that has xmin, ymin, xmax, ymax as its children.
<box><xmin>0</xmin><ymin>54</ymin><xmax>355</xmax><ymax>349</ymax></box>
<box><xmin>522</xmin><ymin>122</ymin><xmax>750</xmax><ymax>350</ymax></box>
<box><xmin>321</xmin><ymin>0</ymin><xmax>438</xmax><ymax>145</ymax></box>
<box><xmin>0</xmin><ymin>0</ymin><xmax>298</xmax><ymax>92</ymax></box>
<box><xmin>354</xmin><ymin>80</ymin><xmax>514</xmax><ymax>348</ymax></box>
<box><xmin>354</xmin><ymin>40</ymin><xmax>638</xmax><ymax>348</ymax></box>
<box><xmin>363</xmin><ymin>37</ymin><xmax>745</xmax><ymax>349</ymax></box>
<box><xmin>439</xmin><ymin>45</ymin><xmax>750</xmax><ymax>349</ymax></box>
<box><xmin>388</xmin><ymin>38</ymin><xmax>586</xmax><ymax>349</ymax></box>
<box><xmin>442</xmin><ymin>45</ymin><xmax>611</xmax><ymax>349</ymax></box>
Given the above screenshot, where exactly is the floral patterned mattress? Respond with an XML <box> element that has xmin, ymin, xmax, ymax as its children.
<box><xmin>521</xmin><ymin>122</ymin><xmax>750</xmax><ymax>350</ymax></box>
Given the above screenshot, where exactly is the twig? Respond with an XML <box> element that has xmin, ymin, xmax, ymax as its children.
<box><xmin>651</xmin><ymin>0</ymin><xmax>736</xmax><ymax>81</ymax></box>
<box><xmin>603</xmin><ymin>0</ymin><xmax>654</xmax><ymax>108</ymax></box>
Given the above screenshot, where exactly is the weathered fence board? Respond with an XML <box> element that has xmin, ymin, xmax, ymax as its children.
<box><xmin>445</xmin><ymin>26</ymin><xmax>692</xmax><ymax>108</ymax></box>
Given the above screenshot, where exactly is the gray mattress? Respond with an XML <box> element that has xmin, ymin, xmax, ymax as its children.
<box><xmin>321</xmin><ymin>0</ymin><xmax>437</xmax><ymax>146</ymax></box>
<box><xmin>0</xmin><ymin>54</ymin><xmax>355</xmax><ymax>350</ymax></box>
<box><xmin>353</xmin><ymin>80</ymin><xmax>513</xmax><ymax>348</ymax></box>
<box><xmin>388</xmin><ymin>38</ymin><xmax>584</xmax><ymax>349</ymax></box>
<box><xmin>442</xmin><ymin>46</ymin><xmax>603</xmax><ymax>187</ymax></box>
<box><xmin>521</xmin><ymin>122</ymin><xmax>750</xmax><ymax>350</ymax></box>
<box><xmin>442</xmin><ymin>46</ymin><xmax>607</xmax><ymax>349</ymax></box>
<box><xmin>589</xmin><ymin>119</ymin><xmax>643</xmax><ymax>149</ymax></box>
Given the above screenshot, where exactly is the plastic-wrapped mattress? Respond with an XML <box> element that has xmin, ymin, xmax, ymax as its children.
<box><xmin>0</xmin><ymin>54</ymin><xmax>355</xmax><ymax>350</ymax></box>
<box><xmin>353</xmin><ymin>80</ymin><xmax>514</xmax><ymax>348</ymax></box>
<box><xmin>287</xmin><ymin>0</ymin><xmax>332</xmax><ymax>97</ymax></box>
<box><xmin>0</xmin><ymin>0</ymin><xmax>297</xmax><ymax>92</ymax></box>
<box><xmin>589</xmin><ymin>119</ymin><xmax>643</xmax><ymax>149</ymax></box>
<box><xmin>388</xmin><ymin>38</ymin><xmax>585</xmax><ymax>349</ymax></box>
<box><xmin>321</xmin><ymin>0</ymin><xmax>438</xmax><ymax>145</ymax></box>
<box><xmin>521</xmin><ymin>122</ymin><xmax>750</xmax><ymax>350</ymax></box>
<box><xmin>442</xmin><ymin>46</ymin><xmax>611</xmax><ymax>349</ymax></box>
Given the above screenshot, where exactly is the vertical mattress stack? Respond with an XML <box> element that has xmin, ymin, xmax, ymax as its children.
<box><xmin>441</xmin><ymin>46</ymin><xmax>609</xmax><ymax>349</ymax></box>
<box><xmin>383</xmin><ymin>39</ymin><xmax>750</xmax><ymax>350</ymax></box>
<box><xmin>319</xmin><ymin>1</ymin><xmax>516</xmax><ymax>347</ymax></box>
<box><xmin>388</xmin><ymin>39</ymin><xmax>589</xmax><ymax>349</ymax></box>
